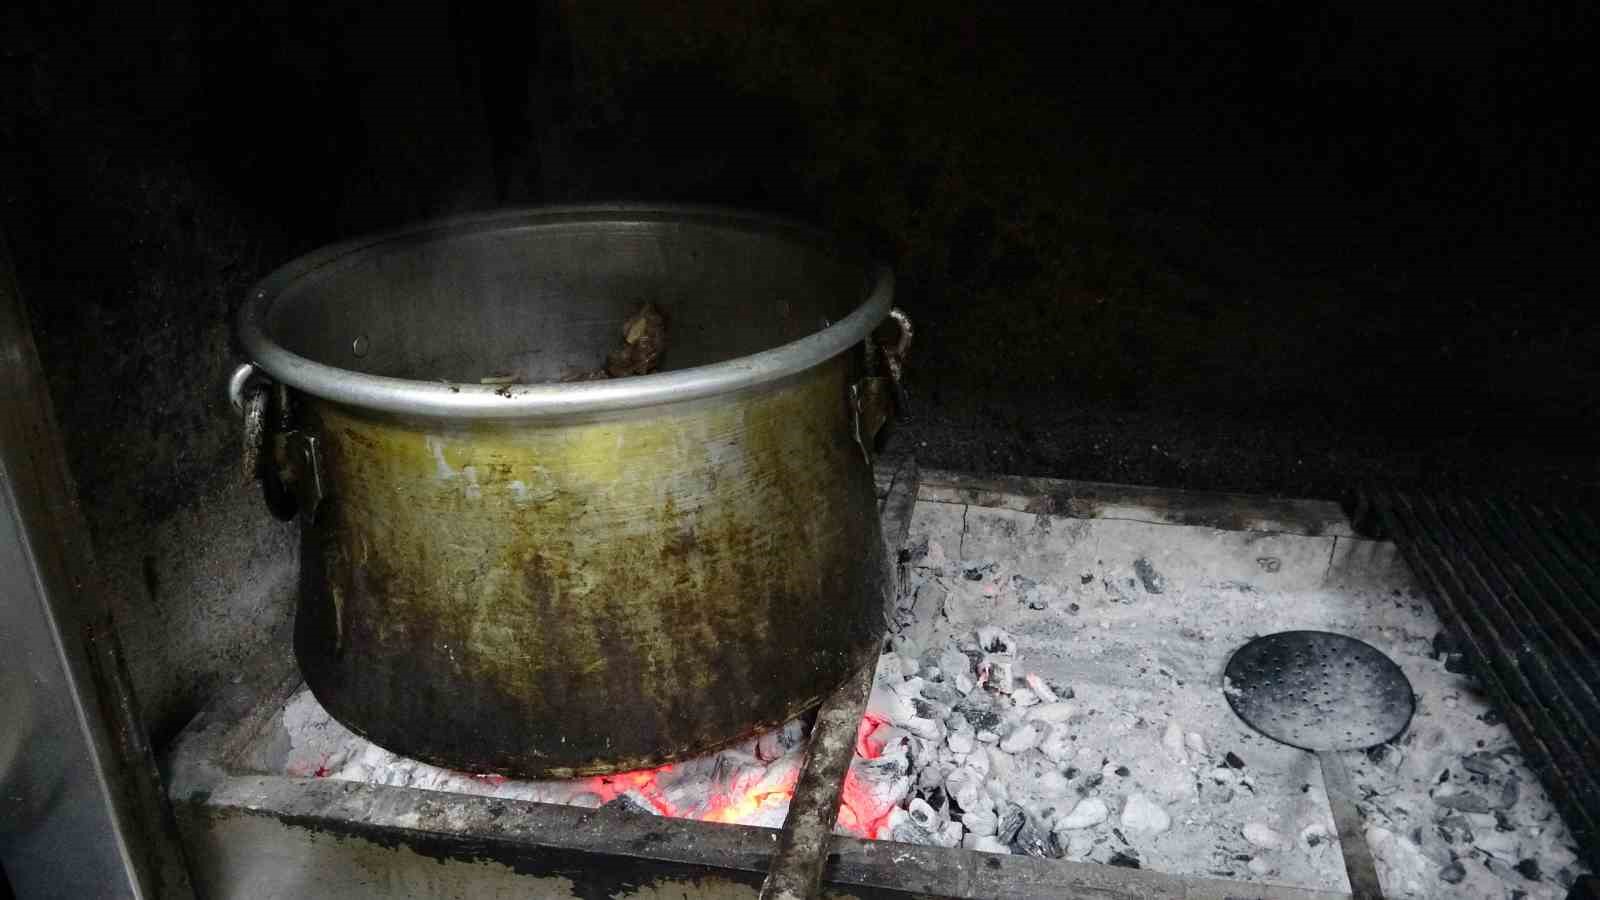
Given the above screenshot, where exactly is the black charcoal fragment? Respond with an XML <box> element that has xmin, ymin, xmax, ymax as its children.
<box><xmin>1133</xmin><ymin>558</ymin><xmax>1165</xmax><ymax>594</ymax></box>
<box><xmin>1436</xmin><ymin>791</ymin><xmax>1493</xmax><ymax>813</ymax></box>
<box><xmin>1498</xmin><ymin>778</ymin><xmax>1520</xmax><ymax>809</ymax></box>
<box><xmin>1010</xmin><ymin>818</ymin><xmax>1064</xmax><ymax>859</ymax></box>
<box><xmin>997</xmin><ymin>804</ymin><xmax>1026</xmax><ymax>845</ymax></box>
<box><xmin>602</xmin><ymin>794</ymin><xmax>656</xmax><ymax>816</ymax></box>
<box><xmin>1461</xmin><ymin>751</ymin><xmax>1501</xmax><ymax>777</ymax></box>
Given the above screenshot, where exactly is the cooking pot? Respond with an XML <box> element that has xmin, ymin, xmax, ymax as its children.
<box><xmin>230</xmin><ymin>206</ymin><xmax>909</xmax><ymax>777</ymax></box>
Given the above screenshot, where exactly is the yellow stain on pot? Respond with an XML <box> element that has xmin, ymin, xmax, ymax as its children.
<box><xmin>291</xmin><ymin>358</ymin><xmax>888</xmax><ymax>777</ymax></box>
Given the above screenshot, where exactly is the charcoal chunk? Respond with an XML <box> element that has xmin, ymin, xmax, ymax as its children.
<box><xmin>997</xmin><ymin>804</ymin><xmax>1026</xmax><ymax>845</ymax></box>
<box><xmin>1432</xmin><ymin>631</ymin><xmax>1471</xmax><ymax>674</ymax></box>
<box><xmin>962</xmin><ymin>562</ymin><xmax>996</xmax><ymax>581</ymax></box>
<box><xmin>1436</xmin><ymin>791</ymin><xmax>1493</xmax><ymax>813</ymax></box>
<box><xmin>1498</xmin><ymin>778</ymin><xmax>1520</xmax><ymax>809</ymax></box>
<box><xmin>955</xmin><ymin>697</ymin><xmax>1003</xmax><ymax>733</ymax></box>
<box><xmin>602</xmin><ymin>794</ymin><xmax>656</xmax><ymax>816</ymax></box>
<box><xmin>1010</xmin><ymin>819</ymin><xmax>1064</xmax><ymax>859</ymax></box>
<box><xmin>1460</xmin><ymin>751</ymin><xmax>1501</xmax><ymax>777</ymax></box>
<box><xmin>1133</xmin><ymin>558</ymin><xmax>1165</xmax><ymax>594</ymax></box>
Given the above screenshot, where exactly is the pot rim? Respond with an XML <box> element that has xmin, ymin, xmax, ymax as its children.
<box><xmin>238</xmin><ymin>204</ymin><xmax>893</xmax><ymax>420</ymax></box>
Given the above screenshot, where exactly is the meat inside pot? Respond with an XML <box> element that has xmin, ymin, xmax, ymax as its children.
<box><xmin>481</xmin><ymin>303</ymin><xmax>668</xmax><ymax>385</ymax></box>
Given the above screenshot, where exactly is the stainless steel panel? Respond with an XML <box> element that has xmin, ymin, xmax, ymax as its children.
<box><xmin>0</xmin><ymin>232</ymin><xmax>193</xmax><ymax>898</ymax></box>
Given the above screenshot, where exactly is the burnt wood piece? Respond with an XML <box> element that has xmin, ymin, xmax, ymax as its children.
<box><xmin>761</xmin><ymin>456</ymin><xmax>920</xmax><ymax>900</ymax></box>
<box><xmin>1369</xmin><ymin>487</ymin><xmax>1600</xmax><ymax>871</ymax></box>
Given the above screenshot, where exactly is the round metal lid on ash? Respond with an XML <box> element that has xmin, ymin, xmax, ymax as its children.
<box><xmin>1224</xmin><ymin>630</ymin><xmax>1415</xmax><ymax>753</ymax></box>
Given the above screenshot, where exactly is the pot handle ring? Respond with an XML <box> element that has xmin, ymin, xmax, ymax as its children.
<box><xmin>851</xmin><ymin>307</ymin><xmax>913</xmax><ymax>463</ymax></box>
<box><xmin>226</xmin><ymin>362</ymin><xmax>321</xmax><ymax>521</ymax></box>
<box><xmin>228</xmin><ymin>362</ymin><xmax>269</xmax><ymax>485</ymax></box>
<box><xmin>880</xmin><ymin>307</ymin><xmax>914</xmax><ymax>397</ymax></box>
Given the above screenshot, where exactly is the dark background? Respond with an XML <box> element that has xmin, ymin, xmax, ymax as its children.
<box><xmin>2</xmin><ymin>2</ymin><xmax>1598</xmax><ymax>740</ymax></box>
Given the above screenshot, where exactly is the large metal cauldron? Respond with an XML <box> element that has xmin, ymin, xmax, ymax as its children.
<box><xmin>230</xmin><ymin>207</ymin><xmax>907</xmax><ymax>777</ymax></box>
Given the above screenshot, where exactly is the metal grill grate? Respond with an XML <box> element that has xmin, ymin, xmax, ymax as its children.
<box><xmin>1365</xmin><ymin>489</ymin><xmax>1600</xmax><ymax>871</ymax></box>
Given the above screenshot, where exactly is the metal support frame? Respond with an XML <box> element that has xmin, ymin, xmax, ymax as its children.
<box><xmin>0</xmin><ymin>231</ymin><xmax>194</xmax><ymax>898</ymax></box>
<box><xmin>760</xmin><ymin>456</ymin><xmax>921</xmax><ymax>899</ymax></box>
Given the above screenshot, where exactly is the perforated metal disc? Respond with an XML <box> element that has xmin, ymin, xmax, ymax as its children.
<box><xmin>1224</xmin><ymin>630</ymin><xmax>1415</xmax><ymax>752</ymax></box>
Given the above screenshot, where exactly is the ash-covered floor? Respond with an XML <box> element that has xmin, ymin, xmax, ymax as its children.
<box><xmin>274</xmin><ymin>495</ymin><xmax>1587</xmax><ymax>898</ymax></box>
<box><xmin>884</xmin><ymin>499</ymin><xmax>1585</xmax><ymax>897</ymax></box>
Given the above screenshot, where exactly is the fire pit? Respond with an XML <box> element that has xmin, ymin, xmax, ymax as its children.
<box><xmin>167</xmin><ymin>468</ymin><xmax>1591</xmax><ymax>898</ymax></box>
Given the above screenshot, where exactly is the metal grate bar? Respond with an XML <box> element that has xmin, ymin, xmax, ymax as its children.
<box><xmin>1399</xmin><ymin>493</ymin><xmax>1600</xmax><ymax>750</ymax></box>
<box><xmin>1549</xmin><ymin>504</ymin><xmax>1600</xmax><ymax>561</ymax></box>
<box><xmin>1474</xmin><ymin>497</ymin><xmax>1600</xmax><ymax>658</ymax></box>
<box><xmin>1432</xmin><ymin>495</ymin><xmax>1600</xmax><ymax>731</ymax></box>
<box><xmin>1373</xmin><ymin>489</ymin><xmax>1600</xmax><ymax>870</ymax></box>
<box><xmin>1533</xmin><ymin>503</ymin><xmax>1600</xmax><ymax>600</ymax></box>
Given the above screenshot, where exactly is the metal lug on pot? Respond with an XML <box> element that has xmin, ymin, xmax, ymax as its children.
<box><xmin>851</xmin><ymin>307</ymin><xmax>914</xmax><ymax>463</ymax></box>
<box><xmin>229</xmin><ymin>362</ymin><xmax>269</xmax><ymax>485</ymax></box>
<box><xmin>883</xmin><ymin>307</ymin><xmax>914</xmax><ymax>412</ymax></box>
<box><xmin>851</xmin><ymin>378</ymin><xmax>896</xmax><ymax>464</ymax></box>
<box><xmin>279</xmin><ymin>432</ymin><xmax>326</xmax><ymax>523</ymax></box>
<box><xmin>229</xmin><ymin>361</ymin><xmax>322</xmax><ymax>522</ymax></box>
<box><xmin>227</xmin><ymin>361</ymin><xmax>264</xmax><ymax>415</ymax></box>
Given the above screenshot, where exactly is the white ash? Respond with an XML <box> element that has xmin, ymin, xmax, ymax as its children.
<box><xmin>1161</xmin><ymin>720</ymin><xmax>1188</xmax><ymax>765</ymax></box>
<box><xmin>1122</xmin><ymin>793</ymin><xmax>1172</xmax><ymax>834</ymax></box>
<box><xmin>964</xmin><ymin>834</ymin><xmax>1012</xmax><ymax>854</ymax></box>
<box><xmin>999</xmin><ymin>723</ymin><xmax>1042</xmax><ymax>754</ymax></box>
<box><xmin>1299</xmin><ymin>822</ymin><xmax>1332</xmax><ymax>850</ymax></box>
<box><xmin>278</xmin><ymin>686</ymin><xmax>810</xmax><ymax>829</ymax></box>
<box><xmin>1243</xmin><ymin>821</ymin><xmax>1287</xmax><ymax>850</ymax></box>
<box><xmin>839</xmin><ymin>748</ymin><xmax>912</xmax><ymax>835</ymax></box>
<box><xmin>1057</xmin><ymin>797</ymin><xmax>1109</xmax><ymax>829</ymax></box>
<box><xmin>1025</xmin><ymin>673</ymin><xmax>1059</xmax><ymax>704</ymax></box>
<box><xmin>1026</xmin><ymin>702</ymin><xmax>1075</xmax><ymax>724</ymax></box>
<box><xmin>975</xmin><ymin>625</ymin><xmax>1018</xmax><ymax>656</ymax></box>
<box><xmin>887</xmin><ymin>502</ymin><xmax>1587</xmax><ymax>897</ymax></box>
